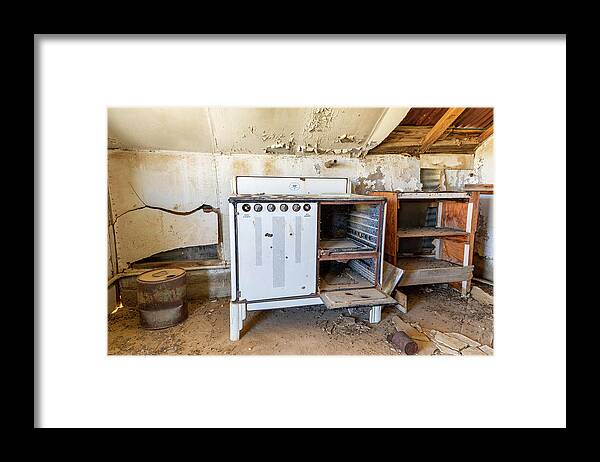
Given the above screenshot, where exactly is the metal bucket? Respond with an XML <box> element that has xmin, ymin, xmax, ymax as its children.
<box><xmin>136</xmin><ymin>267</ymin><xmax>187</xmax><ymax>329</ymax></box>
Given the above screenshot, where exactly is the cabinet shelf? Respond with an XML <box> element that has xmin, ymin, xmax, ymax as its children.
<box><xmin>396</xmin><ymin>257</ymin><xmax>473</xmax><ymax>286</ymax></box>
<box><xmin>367</xmin><ymin>190</ymin><xmax>481</xmax><ymax>295</ymax></box>
<box><xmin>397</xmin><ymin>227</ymin><xmax>468</xmax><ymax>239</ymax></box>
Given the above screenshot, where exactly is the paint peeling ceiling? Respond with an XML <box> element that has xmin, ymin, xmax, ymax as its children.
<box><xmin>108</xmin><ymin>107</ymin><xmax>411</xmax><ymax>156</ymax></box>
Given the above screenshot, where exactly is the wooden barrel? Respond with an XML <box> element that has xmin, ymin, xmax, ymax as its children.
<box><xmin>136</xmin><ymin>267</ymin><xmax>187</xmax><ymax>329</ymax></box>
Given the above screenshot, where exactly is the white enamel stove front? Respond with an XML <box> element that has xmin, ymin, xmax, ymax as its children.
<box><xmin>236</xmin><ymin>201</ymin><xmax>318</xmax><ymax>301</ymax></box>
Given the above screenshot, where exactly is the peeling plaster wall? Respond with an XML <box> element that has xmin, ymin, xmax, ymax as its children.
<box><xmin>445</xmin><ymin>136</ymin><xmax>494</xmax><ymax>189</ymax></box>
<box><xmin>420</xmin><ymin>153</ymin><xmax>474</xmax><ymax>170</ymax></box>
<box><xmin>214</xmin><ymin>153</ymin><xmax>421</xmax><ymax>261</ymax></box>
<box><xmin>106</xmin><ymin>107</ymin><xmax>417</xmax><ymax>274</ymax></box>
<box><xmin>108</xmin><ymin>107</ymin><xmax>411</xmax><ymax>157</ymax></box>
<box><xmin>107</xmin><ymin>149</ymin><xmax>422</xmax><ymax>269</ymax></box>
<box><xmin>209</xmin><ymin>107</ymin><xmax>393</xmax><ymax>156</ymax></box>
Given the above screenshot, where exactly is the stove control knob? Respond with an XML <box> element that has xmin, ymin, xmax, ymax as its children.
<box><xmin>242</xmin><ymin>204</ymin><xmax>251</xmax><ymax>212</ymax></box>
<box><xmin>267</xmin><ymin>204</ymin><xmax>276</xmax><ymax>212</ymax></box>
<box><xmin>254</xmin><ymin>204</ymin><xmax>263</xmax><ymax>212</ymax></box>
<box><xmin>280</xmin><ymin>204</ymin><xmax>288</xmax><ymax>212</ymax></box>
<box><xmin>303</xmin><ymin>204</ymin><xmax>311</xmax><ymax>211</ymax></box>
<box><xmin>292</xmin><ymin>204</ymin><xmax>301</xmax><ymax>212</ymax></box>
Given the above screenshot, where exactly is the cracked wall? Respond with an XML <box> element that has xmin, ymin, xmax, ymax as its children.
<box><xmin>108</xmin><ymin>149</ymin><xmax>422</xmax><ymax>270</ymax></box>
<box><xmin>108</xmin><ymin>150</ymin><xmax>219</xmax><ymax>270</ymax></box>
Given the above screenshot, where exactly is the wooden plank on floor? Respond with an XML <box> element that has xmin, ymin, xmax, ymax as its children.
<box><xmin>320</xmin><ymin>288</ymin><xmax>397</xmax><ymax>310</ymax></box>
<box><xmin>398</xmin><ymin>265</ymin><xmax>473</xmax><ymax>286</ymax></box>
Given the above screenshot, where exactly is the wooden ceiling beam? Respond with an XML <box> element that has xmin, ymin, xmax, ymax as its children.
<box><xmin>478</xmin><ymin>124</ymin><xmax>494</xmax><ymax>144</ymax></box>
<box><xmin>418</xmin><ymin>108</ymin><xmax>465</xmax><ymax>153</ymax></box>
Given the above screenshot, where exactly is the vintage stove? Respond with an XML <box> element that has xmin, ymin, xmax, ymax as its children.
<box><xmin>228</xmin><ymin>176</ymin><xmax>397</xmax><ymax>341</ymax></box>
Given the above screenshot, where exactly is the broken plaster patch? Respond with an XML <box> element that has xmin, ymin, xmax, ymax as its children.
<box><xmin>336</xmin><ymin>134</ymin><xmax>356</xmax><ymax>143</ymax></box>
<box><xmin>353</xmin><ymin>166</ymin><xmax>385</xmax><ymax>195</ymax></box>
<box><xmin>305</xmin><ymin>107</ymin><xmax>335</xmax><ymax>134</ymax></box>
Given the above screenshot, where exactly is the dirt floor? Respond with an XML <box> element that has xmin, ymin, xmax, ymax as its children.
<box><xmin>108</xmin><ymin>282</ymin><xmax>493</xmax><ymax>356</ymax></box>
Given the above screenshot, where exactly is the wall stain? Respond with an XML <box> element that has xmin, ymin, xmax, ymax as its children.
<box><xmin>262</xmin><ymin>157</ymin><xmax>277</xmax><ymax>176</ymax></box>
<box><xmin>352</xmin><ymin>166</ymin><xmax>386</xmax><ymax>195</ymax></box>
<box><xmin>232</xmin><ymin>158</ymin><xmax>249</xmax><ymax>176</ymax></box>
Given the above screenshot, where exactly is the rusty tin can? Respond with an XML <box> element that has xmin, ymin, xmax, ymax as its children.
<box><xmin>136</xmin><ymin>267</ymin><xmax>187</xmax><ymax>329</ymax></box>
<box><xmin>389</xmin><ymin>331</ymin><xmax>419</xmax><ymax>355</ymax></box>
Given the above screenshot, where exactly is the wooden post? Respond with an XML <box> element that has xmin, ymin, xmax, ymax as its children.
<box><xmin>462</xmin><ymin>192</ymin><xmax>480</xmax><ymax>295</ymax></box>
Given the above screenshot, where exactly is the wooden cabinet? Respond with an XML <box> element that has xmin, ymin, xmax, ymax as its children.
<box><xmin>367</xmin><ymin>191</ymin><xmax>480</xmax><ymax>295</ymax></box>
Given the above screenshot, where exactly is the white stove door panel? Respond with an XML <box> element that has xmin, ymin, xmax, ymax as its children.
<box><xmin>237</xmin><ymin>204</ymin><xmax>317</xmax><ymax>301</ymax></box>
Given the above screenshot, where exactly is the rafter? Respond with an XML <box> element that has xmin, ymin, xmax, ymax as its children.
<box><xmin>418</xmin><ymin>108</ymin><xmax>465</xmax><ymax>153</ymax></box>
<box><xmin>478</xmin><ymin>124</ymin><xmax>494</xmax><ymax>144</ymax></box>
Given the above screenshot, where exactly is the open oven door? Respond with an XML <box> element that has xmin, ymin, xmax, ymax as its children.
<box><xmin>319</xmin><ymin>288</ymin><xmax>397</xmax><ymax>310</ymax></box>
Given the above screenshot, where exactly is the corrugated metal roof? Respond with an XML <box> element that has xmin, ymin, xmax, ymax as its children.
<box><xmin>399</xmin><ymin>107</ymin><xmax>493</xmax><ymax>128</ymax></box>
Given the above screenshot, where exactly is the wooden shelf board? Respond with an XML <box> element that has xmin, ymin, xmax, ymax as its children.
<box><xmin>395</xmin><ymin>257</ymin><xmax>473</xmax><ymax>286</ymax></box>
<box><xmin>396</xmin><ymin>192</ymin><xmax>470</xmax><ymax>200</ymax></box>
<box><xmin>396</xmin><ymin>257</ymin><xmax>459</xmax><ymax>270</ymax></box>
<box><xmin>397</xmin><ymin>227</ymin><xmax>468</xmax><ymax>239</ymax></box>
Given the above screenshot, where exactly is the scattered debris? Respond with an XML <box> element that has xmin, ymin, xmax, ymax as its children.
<box><xmin>446</xmin><ymin>332</ymin><xmax>480</xmax><ymax>348</ymax></box>
<box><xmin>479</xmin><ymin>344</ymin><xmax>494</xmax><ymax>355</ymax></box>
<box><xmin>322</xmin><ymin>313</ymin><xmax>372</xmax><ymax>336</ymax></box>
<box><xmin>410</xmin><ymin>322</ymin><xmax>424</xmax><ymax>333</ymax></box>
<box><xmin>425</xmin><ymin>329</ymin><xmax>491</xmax><ymax>356</ymax></box>
<box><xmin>431</xmin><ymin>330</ymin><xmax>469</xmax><ymax>351</ymax></box>
<box><xmin>264</xmin><ymin>142</ymin><xmax>294</xmax><ymax>154</ymax></box>
<box><xmin>435</xmin><ymin>344</ymin><xmax>460</xmax><ymax>356</ymax></box>
<box><xmin>336</xmin><ymin>134</ymin><xmax>356</xmax><ymax>143</ymax></box>
<box><xmin>461</xmin><ymin>346</ymin><xmax>486</xmax><ymax>356</ymax></box>
<box><xmin>471</xmin><ymin>286</ymin><xmax>493</xmax><ymax>305</ymax></box>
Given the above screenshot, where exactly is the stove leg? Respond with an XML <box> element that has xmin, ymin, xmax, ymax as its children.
<box><xmin>369</xmin><ymin>305</ymin><xmax>382</xmax><ymax>324</ymax></box>
<box><xmin>230</xmin><ymin>302</ymin><xmax>241</xmax><ymax>341</ymax></box>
